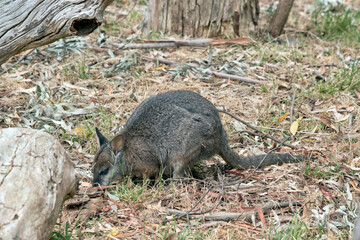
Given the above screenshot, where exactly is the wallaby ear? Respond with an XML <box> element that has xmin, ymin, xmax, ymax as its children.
<box><xmin>111</xmin><ymin>134</ymin><xmax>123</xmax><ymax>153</ymax></box>
<box><xmin>95</xmin><ymin>127</ymin><xmax>108</xmax><ymax>146</ymax></box>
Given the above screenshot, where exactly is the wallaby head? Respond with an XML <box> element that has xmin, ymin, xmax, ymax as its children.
<box><xmin>92</xmin><ymin>127</ymin><xmax>125</xmax><ymax>186</ymax></box>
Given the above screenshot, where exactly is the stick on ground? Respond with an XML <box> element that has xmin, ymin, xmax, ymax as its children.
<box><xmin>218</xmin><ymin>109</ymin><xmax>298</xmax><ymax>149</ymax></box>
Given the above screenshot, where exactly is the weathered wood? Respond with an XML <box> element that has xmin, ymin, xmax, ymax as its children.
<box><xmin>269</xmin><ymin>0</ymin><xmax>295</xmax><ymax>37</ymax></box>
<box><xmin>141</xmin><ymin>0</ymin><xmax>259</xmax><ymax>37</ymax></box>
<box><xmin>0</xmin><ymin>0</ymin><xmax>114</xmax><ymax>65</ymax></box>
<box><xmin>0</xmin><ymin>128</ymin><xmax>78</xmax><ymax>240</ymax></box>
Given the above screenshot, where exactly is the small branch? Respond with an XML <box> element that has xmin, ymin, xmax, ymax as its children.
<box><xmin>289</xmin><ymin>63</ymin><xmax>296</xmax><ymax>141</ymax></box>
<box><xmin>141</xmin><ymin>56</ymin><xmax>264</xmax><ymax>85</ymax></box>
<box><xmin>111</xmin><ymin>37</ymin><xmax>251</xmax><ymax>49</ymax></box>
<box><xmin>165</xmin><ymin>200</ymin><xmax>302</xmax><ymax>223</ymax></box>
<box><xmin>290</xmin><ymin>89</ymin><xmax>296</xmax><ymax>142</ymax></box>
<box><xmin>218</xmin><ymin>109</ymin><xmax>297</xmax><ymax>149</ymax></box>
<box><xmin>290</xmin><ymin>90</ymin><xmax>296</xmax><ymax>126</ymax></box>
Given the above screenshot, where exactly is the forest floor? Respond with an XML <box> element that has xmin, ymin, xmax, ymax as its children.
<box><xmin>1</xmin><ymin>0</ymin><xmax>360</xmax><ymax>239</ymax></box>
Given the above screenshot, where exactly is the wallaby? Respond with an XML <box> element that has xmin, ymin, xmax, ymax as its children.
<box><xmin>93</xmin><ymin>90</ymin><xmax>306</xmax><ymax>186</ymax></box>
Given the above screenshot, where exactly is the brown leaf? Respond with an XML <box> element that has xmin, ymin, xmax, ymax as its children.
<box><xmin>256</xmin><ymin>208</ymin><xmax>267</xmax><ymax>228</ymax></box>
<box><xmin>320</xmin><ymin>116</ymin><xmax>338</xmax><ymax>132</ymax></box>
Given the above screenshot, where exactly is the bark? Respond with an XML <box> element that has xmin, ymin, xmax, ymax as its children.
<box><xmin>268</xmin><ymin>0</ymin><xmax>295</xmax><ymax>38</ymax></box>
<box><xmin>0</xmin><ymin>128</ymin><xmax>78</xmax><ymax>240</ymax></box>
<box><xmin>141</xmin><ymin>0</ymin><xmax>259</xmax><ymax>37</ymax></box>
<box><xmin>0</xmin><ymin>0</ymin><xmax>114</xmax><ymax>65</ymax></box>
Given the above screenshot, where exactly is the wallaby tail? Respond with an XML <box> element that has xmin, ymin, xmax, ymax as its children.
<box><xmin>220</xmin><ymin>145</ymin><xmax>306</xmax><ymax>170</ymax></box>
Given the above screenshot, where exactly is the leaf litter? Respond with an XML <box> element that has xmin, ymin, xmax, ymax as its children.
<box><xmin>1</xmin><ymin>0</ymin><xmax>360</xmax><ymax>239</ymax></box>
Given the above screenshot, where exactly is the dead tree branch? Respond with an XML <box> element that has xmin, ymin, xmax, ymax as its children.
<box><xmin>0</xmin><ymin>0</ymin><xmax>113</xmax><ymax>65</ymax></box>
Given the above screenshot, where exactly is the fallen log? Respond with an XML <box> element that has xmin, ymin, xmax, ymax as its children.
<box><xmin>0</xmin><ymin>0</ymin><xmax>113</xmax><ymax>65</ymax></box>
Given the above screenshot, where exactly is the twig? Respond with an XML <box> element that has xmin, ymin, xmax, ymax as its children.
<box><xmin>218</xmin><ymin>109</ymin><xmax>297</xmax><ymax>149</ymax></box>
<box><xmin>289</xmin><ymin>62</ymin><xmax>296</xmax><ymax>124</ymax></box>
<box><xmin>240</xmin><ymin>130</ymin><xmax>258</xmax><ymax>137</ymax></box>
<box><xmin>141</xmin><ymin>56</ymin><xmax>264</xmax><ymax>85</ymax></box>
<box><xmin>289</xmin><ymin>62</ymin><xmax>296</xmax><ymax>86</ymax></box>
<box><xmin>289</xmin><ymin>63</ymin><xmax>296</xmax><ymax>141</ymax></box>
<box><xmin>290</xmin><ymin>90</ymin><xmax>296</xmax><ymax>125</ymax></box>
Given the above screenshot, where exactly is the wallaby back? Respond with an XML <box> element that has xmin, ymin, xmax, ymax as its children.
<box><xmin>93</xmin><ymin>90</ymin><xmax>305</xmax><ymax>186</ymax></box>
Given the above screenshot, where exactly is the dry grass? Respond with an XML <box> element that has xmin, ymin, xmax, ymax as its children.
<box><xmin>1</xmin><ymin>0</ymin><xmax>360</xmax><ymax>239</ymax></box>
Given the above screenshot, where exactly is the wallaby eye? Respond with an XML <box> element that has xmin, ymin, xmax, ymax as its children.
<box><xmin>100</xmin><ymin>168</ymin><xmax>109</xmax><ymax>175</ymax></box>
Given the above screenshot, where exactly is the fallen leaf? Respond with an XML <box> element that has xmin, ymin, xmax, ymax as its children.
<box><xmin>154</xmin><ymin>66</ymin><xmax>168</xmax><ymax>71</ymax></box>
<box><xmin>290</xmin><ymin>117</ymin><xmax>303</xmax><ymax>136</ymax></box>
<box><xmin>354</xmin><ymin>90</ymin><xmax>360</xmax><ymax>100</ymax></box>
<box><xmin>220</xmin><ymin>83</ymin><xmax>230</xmax><ymax>88</ymax></box>
<box><xmin>62</xmin><ymin>82</ymin><xmax>89</xmax><ymax>92</ymax></box>
<box><xmin>115</xmin><ymin>229</ymin><xmax>139</xmax><ymax>238</ymax></box>
<box><xmin>322</xmin><ymin>56</ymin><xmax>333</xmax><ymax>62</ymax></box>
<box><xmin>7</xmin><ymin>70</ymin><xmax>29</xmax><ymax>78</ymax></box>
<box><xmin>75</xmin><ymin>127</ymin><xmax>86</xmax><ymax>136</ymax></box>
<box><xmin>278</xmin><ymin>113</ymin><xmax>289</xmax><ymax>124</ymax></box>
<box><xmin>106</xmin><ymin>228</ymin><xmax>119</xmax><ymax>239</ymax></box>
<box><xmin>333</xmin><ymin>110</ymin><xmax>350</xmax><ymax>122</ymax></box>
<box><xmin>320</xmin><ymin>116</ymin><xmax>338</xmax><ymax>132</ymax></box>
<box><xmin>256</xmin><ymin>208</ymin><xmax>267</xmax><ymax>228</ymax></box>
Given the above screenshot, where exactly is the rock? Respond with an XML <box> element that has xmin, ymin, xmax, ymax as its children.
<box><xmin>0</xmin><ymin>128</ymin><xmax>77</xmax><ymax>240</ymax></box>
<box><xmin>354</xmin><ymin>216</ymin><xmax>360</xmax><ymax>240</ymax></box>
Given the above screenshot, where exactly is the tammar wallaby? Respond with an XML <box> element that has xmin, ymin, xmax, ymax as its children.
<box><xmin>93</xmin><ymin>90</ymin><xmax>305</xmax><ymax>186</ymax></box>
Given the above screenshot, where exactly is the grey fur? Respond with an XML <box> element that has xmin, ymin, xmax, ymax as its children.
<box><xmin>93</xmin><ymin>90</ymin><xmax>305</xmax><ymax>186</ymax></box>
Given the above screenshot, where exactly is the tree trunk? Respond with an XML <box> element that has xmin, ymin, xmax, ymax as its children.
<box><xmin>141</xmin><ymin>0</ymin><xmax>259</xmax><ymax>37</ymax></box>
<box><xmin>0</xmin><ymin>0</ymin><xmax>114</xmax><ymax>66</ymax></box>
<box><xmin>268</xmin><ymin>0</ymin><xmax>295</xmax><ymax>38</ymax></box>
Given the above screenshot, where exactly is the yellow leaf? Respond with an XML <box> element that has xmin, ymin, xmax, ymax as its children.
<box><xmin>290</xmin><ymin>121</ymin><xmax>298</xmax><ymax>136</ymax></box>
<box><xmin>322</xmin><ymin>56</ymin><xmax>333</xmax><ymax>62</ymax></box>
<box><xmin>278</xmin><ymin>113</ymin><xmax>290</xmax><ymax>124</ymax></box>
<box><xmin>106</xmin><ymin>228</ymin><xmax>119</xmax><ymax>239</ymax></box>
<box><xmin>290</xmin><ymin>117</ymin><xmax>303</xmax><ymax>136</ymax></box>
<box><xmin>154</xmin><ymin>66</ymin><xmax>167</xmax><ymax>71</ymax></box>
<box><xmin>75</xmin><ymin>127</ymin><xmax>85</xmax><ymax>136</ymax></box>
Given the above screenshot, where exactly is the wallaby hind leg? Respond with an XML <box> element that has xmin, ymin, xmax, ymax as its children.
<box><xmin>169</xmin><ymin>147</ymin><xmax>202</xmax><ymax>179</ymax></box>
